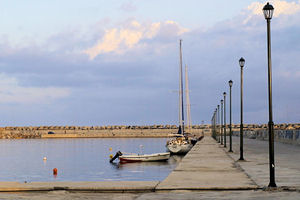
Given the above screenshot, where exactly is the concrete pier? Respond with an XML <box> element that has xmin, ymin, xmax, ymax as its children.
<box><xmin>156</xmin><ymin>137</ymin><xmax>257</xmax><ymax>190</ymax></box>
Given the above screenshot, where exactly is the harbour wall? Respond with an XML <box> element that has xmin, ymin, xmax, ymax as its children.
<box><xmin>0</xmin><ymin>125</ymin><xmax>209</xmax><ymax>139</ymax></box>
<box><xmin>0</xmin><ymin>123</ymin><xmax>299</xmax><ymax>139</ymax></box>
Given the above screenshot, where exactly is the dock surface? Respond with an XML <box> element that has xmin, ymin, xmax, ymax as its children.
<box><xmin>156</xmin><ymin>137</ymin><xmax>257</xmax><ymax>190</ymax></box>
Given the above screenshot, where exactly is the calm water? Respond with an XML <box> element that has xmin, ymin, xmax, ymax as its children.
<box><xmin>0</xmin><ymin>138</ymin><xmax>182</xmax><ymax>182</ymax></box>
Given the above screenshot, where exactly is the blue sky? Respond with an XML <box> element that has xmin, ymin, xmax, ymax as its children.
<box><xmin>0</xmin><ymin>0</ymin><xmax>299</xmax><ymax>126</ymax></box>
<box><xmin>0</xmin><ymin>0</ymin><xmax>259</xmax><ymax>41</ymax></box>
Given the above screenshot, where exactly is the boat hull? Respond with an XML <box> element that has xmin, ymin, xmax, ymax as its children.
<box><xmin>166</xmin><ymin>142</ymin><xmax>193</xmax><ymax>154</ymax></box>
<box><xmin>119</xmin><ymin>152</ymin><xmax>170</xmax><ymax>163</ymax></box>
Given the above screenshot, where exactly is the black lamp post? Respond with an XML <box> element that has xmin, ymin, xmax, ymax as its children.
<box><xmin>221</xmin><ymin>99</ymin><xmax>224</xmax><ymax>145</ymax></box>
<box><xmin>229</xmin><ymin>80</ymin><xmax>233</xmax><ymax>152</ymax></box>
<box><xmin>212</xmin><ymin>111</ymin><xmax>216</xmax><ymax>138</ymax></box>
<box><xmin>215</xmin><ymin>108</ymin><xmax>217</xmax><ymax>140</ymax></box>
<box><xmin>211</xmin><ymin>111</ymin><xmax>215</xmax><ymax>139</ymax></box>
<box><xmin>239</xmin><ymin>57</ymin><xmax>245</xmax><ymax>160</ymax></box>
<box><xmin>217</xmin><ymin>104</ymin><xmax>220</xmax><ymax>143</ymax></box>
<box><xmin>263</xmin><ymin>2</ymin><xmax>276</xmax><ymax>187</ymax></box>
<box><xmin>211</xmin><ymin>115</ymin><xmax>213</xmax><ymax>138</ymax></box>
<box><xmin>223</xmin><ymin>92</ymin><xmax>227</xmax><ymax>148</ymax></box>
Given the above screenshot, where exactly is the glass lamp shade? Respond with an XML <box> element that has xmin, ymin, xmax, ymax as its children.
<box><xmin>229</xmin><ymin>80</ymin><xmax>233</xmax><ymax>87</ymax></box>
<box><xmin>263</xmin><ymin>2</ymin><xmax>274</xmax><ymax>20</ymax></box>
<box><xmin>223</xmin><ymin>92</ymin><xmax>226</xmax><ymax>97</ymax></box>
<box><xmin>239</xmin><ymin>57</ymin><xmax>245</xmax><ymax>67</ymax></box>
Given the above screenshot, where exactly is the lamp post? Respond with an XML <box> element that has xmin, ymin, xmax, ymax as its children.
<box><xmin>217</xmin><ymin>105</ymin><xmax>220</xmax><ymax>143</ymax></box>
<box><xmin>215</xmin><ymin>108</ymin><xmax>217</xmax><ymax>140</ymax></box>
<box><xmin>263</xmin><ymin>2</ymin><xmax>276</xmax><ymax>187</ymax></box>
<box><xmin>229</xmin><ymin>80</ymin><xmax>233</xmax><ymax>152</ymax></box>
<box><xmin>239</xmin><ymin>57</ymin><xmax>245</xmax><ymax>160</ymax></box>
<box><xmin>211</xmin><ymin>114</ymin><xmax>213</xmax><ymax>138</ymax></box>
<box><xmin>221</xmin><ymin>99</ymin><xmax>224</xmax><ymax>145</ymax></box>
<box><xmin>223</xmin><ymin>92</ymin><xmax>227</xmax><ymax>148</ymax></box>
<box><xmin>213</xmin><ymin>111</ymin><xmax>216</xmax><ymax>139</ymax></box>
<box><xmin>211</xmin><ymin>115</ymin><xmax>213</xmax><ymax>138</ymax></box>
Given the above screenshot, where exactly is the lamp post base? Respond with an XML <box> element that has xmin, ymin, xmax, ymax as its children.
<box><xmin>268</xmin><ymin>182</ymin><xmax>277</xmax><ymax>188</ymax></box>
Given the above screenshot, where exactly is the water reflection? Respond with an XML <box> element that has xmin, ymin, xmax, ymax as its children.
<box><xmin>0</xmin><ymin>138</ymin><xmax>183</xmax><ymax>182</ymax></box>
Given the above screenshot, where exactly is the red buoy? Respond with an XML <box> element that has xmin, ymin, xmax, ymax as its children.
<box><xmin>53</xmin><ymin>168</ymin><xmax>58</xmax><ymax>175</ymax></box>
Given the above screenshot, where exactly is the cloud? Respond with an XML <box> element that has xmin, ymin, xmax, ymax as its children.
<box><xmin>0</xmin><ymin>74</ymin><xmax>71</xmax><ymax>104</ymax></box>
<box><xmin>84</xmin><ymin>20</ymin><xmax>189</xmax><ymax>59</ymax></box>
<box><xmin>0</xmin><ymin>1</ymin><xmax>300</xmax><ymax>125</ymax></box>
<box><xmin>248</xmin><ymin>0</ymin><xmax>300</xmax><ymax>17</ymax></box>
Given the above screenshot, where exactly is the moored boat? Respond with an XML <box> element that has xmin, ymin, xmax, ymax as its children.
<box><xmin>166</xmin><ymin>136</ymin><xmax>193</xmax><ymax>154</ymax></box>
<box><xmin>110</xmin><ymin>151</ymin><xmax>170</xmax><ymax>163</ymax></box>
<box><xmin>119</xmin><ymin>152</ymin><xmax>170</xmax><ymax>163</ymax></box>
<box><xmin>166</xmin><ymin>39</ymin><xmax>194</xmax><ymax>154</ymax></box>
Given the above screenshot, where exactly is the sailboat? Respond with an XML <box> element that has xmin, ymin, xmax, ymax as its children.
<box><xmin>166</xmin><ymin>40</ymin><xmax>194</xmax><ymax>154</ymax></box>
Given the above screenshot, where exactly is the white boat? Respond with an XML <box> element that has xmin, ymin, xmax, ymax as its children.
<box><xmin>119</xmin><ymin>152</ymin><xmax>170</xmax><ymax>163</ymax></box>
<box><xmin>109</xmin><ymin>151</ymin><xmax>170</xmax><ymax>163</ymax></box>
<box><xmin>166</xmin><ymin>137</ymin><xmax>193</xmax><ymax>154</ymax></box>
<box><xmin>166</xmin><ymin>39</ymin><xmax>193</xmax><ymax>154</ymax></box>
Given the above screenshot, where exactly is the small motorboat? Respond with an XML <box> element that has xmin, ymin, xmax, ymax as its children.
<box><xmin>110</xmin><ymin>151</ymin><xmax>170</xmax><ymax>163</ymax></box>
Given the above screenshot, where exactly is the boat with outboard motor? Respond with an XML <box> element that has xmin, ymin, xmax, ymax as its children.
<box><xmin>110</xmin><ymin>151</ymin><xmax>170</xmax><ymax>163</ymax></box>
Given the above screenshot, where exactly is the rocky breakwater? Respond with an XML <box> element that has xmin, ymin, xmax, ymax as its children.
<box><xmin>0</xmin><ymin>127</ymin><xmax>41</xmax><ymax>139</ymax></box>
<box><xmin>0</xmin><ymin>125</ymin><xmax>206</xmax><ymax>139</ymax></box>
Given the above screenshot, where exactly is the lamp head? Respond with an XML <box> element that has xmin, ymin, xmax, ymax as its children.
<box><xmin>263</xmin><ymin>2</ymin><xmax>274</xmax><ymax>20</ymax></box>
<box><xmin>229</xmin><ymin>80</ymin><xmax>233</xmax><ymax>87</ymax></box>
<box><xmin>223</xmin><ymin>92</ymin><xmax>226</xmax><ymax>97</ymax></box>
<box><xmin>239</xmin><ymin>57</ymin><xmax>245</xmax><ymax>68</ymax></box>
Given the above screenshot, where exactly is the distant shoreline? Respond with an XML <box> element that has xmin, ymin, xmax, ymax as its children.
<box><xmin>0</xmin><ymin>123</ymin><xmax>299</xmax><ymax>139</ymax></box>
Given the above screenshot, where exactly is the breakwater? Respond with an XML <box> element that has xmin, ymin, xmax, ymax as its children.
<box><xmin>0</xmin><ymin>123</ymin><xmax>299</xmax><ymax>139</ymax></box>
<box><xmin>0</xmin><ymin>125</ymin><xmax>207</xmax><ymax>139</ymax></box>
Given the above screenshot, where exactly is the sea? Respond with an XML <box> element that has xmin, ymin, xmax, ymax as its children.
<box><xmin>0</xmin><ymin>138</ymin><xmax>182</xmax><ymax>182</ymax></box>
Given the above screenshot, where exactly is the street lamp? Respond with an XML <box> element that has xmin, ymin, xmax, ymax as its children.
<box><xmin>215</xmin><ymin>108</ymin><xmax>217</xmax><ymax>140</ymax></box>
<box><xmin>229</xmin><ymin>80</ymin><xmax>233</xmax><ymax>152</ymax></box>
<box><xmin>212</xmin><ymin>109</ymin><xmax>216</xmax><ymax>139</ymax></box>
<box><xmin>217</xmin><ymin>105</ymin><xmax>220</xmax><ymax>143</ymax></box>
<box><xmin>223</xmin><ymin>92</ymin><xmax>227</xmax><ymax>148</ymax></box>
<box><xmin>263</xmin><ymin>2</ymin><xmax>276</xmax><ymax>187</ymax></box>
<box><xmin>221</xmin><ymin>99</ymin><xmax>224</xmax><ymax>145</ymax></box>
<box><xmin>239</xmin><ymin>57</ymin><xmax>245</xmax><ymax>160</ymax></box>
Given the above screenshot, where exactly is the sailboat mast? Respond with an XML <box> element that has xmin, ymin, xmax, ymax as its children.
<box><xmin>179</xmin><ymin>39</ymin><xmax>185</xmax><ymax>134</ymax></box>
<box><xmin>185</xmin><ymin>64</ymin><xmax>192</xmax><ymax>133</ymax></box>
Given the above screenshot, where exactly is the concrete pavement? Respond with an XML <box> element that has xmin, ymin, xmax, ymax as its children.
<box><xmin>156</xmin><ymin>137</ymin><xmax>257</xmax><ymax>190</ymax></box>
<box><xmin>0</xmin><ymin>181</ymin><xmax>159</xmax><ymax>192</ymax></box>
<box><xmin>224</xmin><ymin>136</ymin><xmax>300</xmax><ymax>189</ymax></box>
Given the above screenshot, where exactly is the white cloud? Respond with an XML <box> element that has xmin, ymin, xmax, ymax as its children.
<box><xmin>84</xmin><ymin>20</ymin><xmax>189</xmax><ymax>59</ymax></box>
<box><xmin>248</xmin><ymin>0</ymin><xmax>300</xmax><ymax>17</ymax></box>
<box><xmin>0</xmin><ymin>74</ymin><xmax>71</xmax><ymax>104</ymax></box>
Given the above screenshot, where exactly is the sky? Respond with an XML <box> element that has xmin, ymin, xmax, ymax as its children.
<box><xmin>0</xmin><ymin>0</ymin><xmax>299</xmax><ymax>126</ymax></box>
